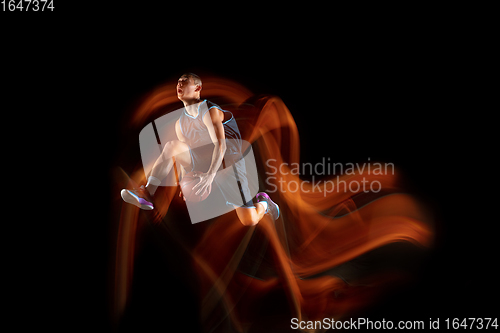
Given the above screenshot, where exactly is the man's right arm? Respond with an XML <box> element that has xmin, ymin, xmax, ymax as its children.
<box><xmin>174</xmin><ymin>119</ymin><xmax>188</xmax><ymax>198</ymax></box>
<box><xmin>175</xmin><ymin>119</ymin><xmax>186</xmax><ymax>142</ymax></box>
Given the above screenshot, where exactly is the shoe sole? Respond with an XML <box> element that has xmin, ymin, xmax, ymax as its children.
<box><xmin>121</xmin><ymin>189</ymin><xmax>154</xmax><ymax>210</ymax></box>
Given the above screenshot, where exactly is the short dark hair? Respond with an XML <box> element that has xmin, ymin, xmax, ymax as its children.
<box><xmin>180</xmin><ymin>73</ymin><xmax>202</xmax><ymax>87</ymax></box>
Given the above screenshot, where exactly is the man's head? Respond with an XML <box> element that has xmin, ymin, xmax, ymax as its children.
<box><xmin>177</xmin><ymin>73</ymin><xmax>202</xmax><ymax>104</ymax></box>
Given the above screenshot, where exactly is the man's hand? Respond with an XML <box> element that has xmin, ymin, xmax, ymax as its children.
<box><xmin>192</xmin><ymin>171</ymin><xmax>215</xmax><ymax>196</ymax></box>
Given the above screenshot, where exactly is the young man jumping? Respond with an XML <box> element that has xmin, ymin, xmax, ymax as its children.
<box><xmin>121</xmin><ymin>73</ymin><xmax>279</xmax><ymax>226</ymax></box>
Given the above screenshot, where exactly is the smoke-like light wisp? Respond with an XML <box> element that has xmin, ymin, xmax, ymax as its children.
<box><xmin>111</xmin><ymin>76</ymin><xmax>434</xmax><ymax>332</ymax></box>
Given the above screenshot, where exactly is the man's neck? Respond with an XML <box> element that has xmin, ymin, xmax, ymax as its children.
<box><xmin>183</xmin><ymin>98</ymin><xmax>202</xmax><ymax>116</ymax></box>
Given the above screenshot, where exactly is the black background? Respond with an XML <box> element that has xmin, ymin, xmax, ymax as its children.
<box><xmin>3</xmin><ymin>5</ymin><xmax>497</xmax><ymax>332</ymax></box>
<box><xmin>96</xmin><ymin>44</ymin><xmax>497</xmax><ymax>331</ymax></box>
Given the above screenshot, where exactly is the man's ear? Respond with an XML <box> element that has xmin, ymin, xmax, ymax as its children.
<box><xmin>195</xmin><ymin>84</ymin><xmax>202</xmax><ymax>92</ymax></box>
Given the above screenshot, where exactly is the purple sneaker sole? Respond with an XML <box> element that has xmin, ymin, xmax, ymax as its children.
<box><xmin>121</xmin><ymin>189</ymin><xmax>154</xmax><ymax>210</ymax></box>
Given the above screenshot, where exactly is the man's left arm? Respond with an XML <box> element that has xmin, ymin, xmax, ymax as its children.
<box><xmin>192</xmin><ymin>107</ymin><xmax>226</xmax><ymax>195</ymax></box>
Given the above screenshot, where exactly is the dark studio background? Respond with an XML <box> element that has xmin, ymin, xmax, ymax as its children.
<box><xmin>2</xmin><ymin>6</ymin><xmax>496</xmax><ymax>331</ymax></box>
<box><xmin>93</xmin><ymin>40</ymin><xmax>497</xmax><ymax>331</ymax></box>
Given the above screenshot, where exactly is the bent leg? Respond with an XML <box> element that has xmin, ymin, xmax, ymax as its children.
<box><xmin>235</xmin><ymin>203</ymin><xmax>267</xmax><ymax>226</ymax></box>
<box><xmin>147</xmin><ymin>140</ymin><xmax>193</xmax><ymax>194</ymax></box>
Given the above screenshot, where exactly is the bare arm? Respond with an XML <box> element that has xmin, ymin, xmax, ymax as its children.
<box><xmin>204</xmin><ymin>107</ymin><xmax>226</xmax><ymax>174</ymax></box>
<box><xmin>192</xmin><ymin>107</ymin><xmax>227</xmax><ymax>195</ymax></box>
<box><xmin>175</xmin><ymin>119</ymin><xmax>186</xmax><ymax>142</ymax></box>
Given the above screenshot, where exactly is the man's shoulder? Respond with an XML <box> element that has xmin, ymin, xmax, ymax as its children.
<box><xmin>206</xmin><ymin>100</ymin><xmax>222</xmax><ymax>110</ymax></box>
<box><xmin>202</xmin><ymin>100</ymin><xmax>225</xmax><ymax>123</ymax></box>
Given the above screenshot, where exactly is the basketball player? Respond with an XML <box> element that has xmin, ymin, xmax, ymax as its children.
<box><xmin>121</xmin><ymin>73</ymin><xmax>279</xmax><ymax>226</ymax></box>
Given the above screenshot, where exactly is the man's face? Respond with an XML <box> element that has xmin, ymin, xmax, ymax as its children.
<box><xmin>177</xmin><ymin>76</ymin><xmax>199</xmax><ymax>101</ymax></box>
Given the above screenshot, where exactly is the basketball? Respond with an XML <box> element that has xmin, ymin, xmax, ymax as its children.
<box><xmin>180</xmin><ymin>171</ymin><xmax>212</xmax><ymax>202</ymax></box>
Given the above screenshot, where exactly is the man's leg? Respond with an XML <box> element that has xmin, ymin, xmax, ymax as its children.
<box><xmin>121</xmin><ymin>140</ymin><xmax>192</xmax><ymax>210</ymax></box>
<box><xmin>234</xmin><ymin>193</ymin><xmax>280</xmax><ymax>226</ymax></box>
<box><xmin>235</xmin><ymin>204</ymin><xmax>267</xmax><ymax>227</ymax></box>
<box><xmin>145</xmin><ymin>140</ymin><xmax>193</xmax><ymax>195</ymax></box>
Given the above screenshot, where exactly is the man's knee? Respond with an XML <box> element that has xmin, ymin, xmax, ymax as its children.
<box><xmin>162</xmin><ymin>140</ymin><xmax>187</xmax><ymax>156</ymax></box>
